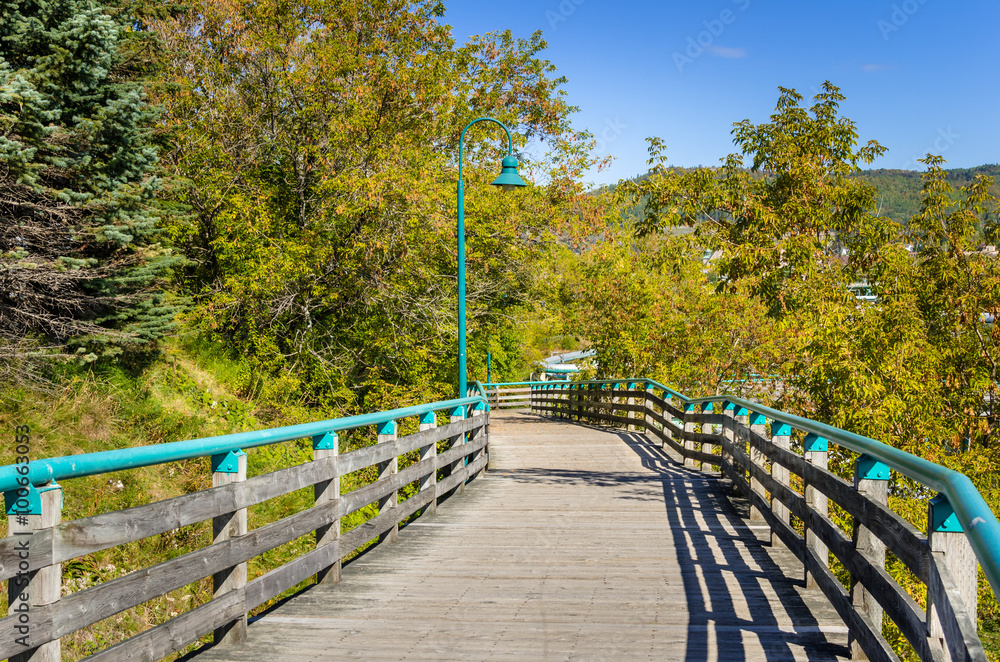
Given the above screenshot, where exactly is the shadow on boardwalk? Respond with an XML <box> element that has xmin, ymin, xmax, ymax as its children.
<box><xmin>496</xmin><ymin>416</ymin><xmax>848</xmax><ymax>661</ymax></box>
<box><xmin>186</xmin><ymin>411</ymin><xmax>848</xmax><ymax>662</ymax></box>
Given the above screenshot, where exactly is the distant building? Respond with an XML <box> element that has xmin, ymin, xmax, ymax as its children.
<box><xmin>532</xmin><ymin>349</ymin><xmax>597</xmax><ymax>381</ymax></box>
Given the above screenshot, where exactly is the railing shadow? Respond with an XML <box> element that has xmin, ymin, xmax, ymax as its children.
<box><xmin>498</xmin><ymin>416</ymin><xmax>847</xmax><ymax>661</ymax></box>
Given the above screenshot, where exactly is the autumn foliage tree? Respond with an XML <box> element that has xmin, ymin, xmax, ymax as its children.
<box><xmin>153</xmin><ymin>0</ymin><xmax>602</xmax><ymax>411</ymax></box>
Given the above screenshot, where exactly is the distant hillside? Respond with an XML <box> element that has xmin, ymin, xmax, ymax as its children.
<box><xmin>609</xmin><ymin>165</ymin><xmax>1000</xmax><ymax>226</ymax></box>
<box><xmin>856</xmin><ymin>165</ymin><xmax>1000</xmax><ymax>223</ymax></box>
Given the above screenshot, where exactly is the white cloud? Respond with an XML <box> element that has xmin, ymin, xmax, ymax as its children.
<box><xmin>705</xmin><ymin>45</ymin><xmax>747</xmax><ymax>59</ymax></box>
<box><xmin>862</xmin><ymin>63</ymin><xmax>896</xmax><ymax>72</ymax></box>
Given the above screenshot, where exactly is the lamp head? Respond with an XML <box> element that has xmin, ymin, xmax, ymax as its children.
<box><xmin>491</xmin><ymin>155</ymin><xmax>527</xmax><ymax>191</ymax></box>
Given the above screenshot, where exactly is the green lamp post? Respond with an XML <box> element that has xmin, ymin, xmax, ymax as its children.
<box><xmin>457</xmin><ymin>118</ymin><xmax>526</xmax><ymax>398</ymax></box>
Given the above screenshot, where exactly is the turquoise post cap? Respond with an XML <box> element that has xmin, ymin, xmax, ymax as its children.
<box><xmin>313</xmin><ymin>432</ymin><xmax>338</xmax><ymax>450</ymax></box>
<box><xmin>748</xmin><ymin>412</ymin><xmax>767</xmax><ymax>426</ymax></box>
<box><xmin>723</xmin><ymin>401</ymin><xmax>736</xmax><ymax>411</ymax></box>
<box><xmin>474</xmin><ymin>400</ymin><xmax>486</xmax><ymax>411</ymax></box>
<box><xmin>736</xmin><ymin>405</ymin><xmax>749</xmax><ymax>416</ymax></box>
<box><xmin>377</xmin><ymin>420</ymin><xmax>397</xmax><ymax>436</ymax></box>
<box><xmin>450</xmin><ymin>405</ymin><xmax>465</xmax><ymax>418</ymax></box>
<box><xmin>857</xmin><ymin>454</ymin><xmax>891</xmax><ymax>481</ymax></box>
<box><xmin>211</xmin><ymin>450</ymin><xmax>246</xmax><ymax>474</ymax></box>
<box><xmin>491</xmin><ymin>154</ymin><xmax>527</xmax><ymax>190</ymax></box>
<box><xmin>684</xmin><ymin>403</ymin><xmax>698</xmax><ymax>412</ymax></box>
<box><xmin>4</xmin><ymin>481</ymin><xmax>52</xmax><ymax>516</ymax></box>
<box><xmin>419</xmin><ymin>411</ymin><xmax>436</xmax><ymax>425</ymax></box>
<box><xmin>804</xmin><ymin>433</ymin><xmax>828</xmax><ymax>452</ymax></box>
<box><xmin>930</xmin><ymin>493</ymin><xmax>962</xmax><ymax>532</ymax></box>
<box><xmin>701</xmin><ymin>402</ymin><xmax>713</xmax><ymax>413</ymax></box>
<box><xmin>772</xmin><ymin>422</ymin><xmax>792</xmax><ymax>436</ymax></box>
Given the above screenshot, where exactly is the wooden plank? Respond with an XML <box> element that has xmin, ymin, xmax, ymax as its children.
<box><xmin>685</xmin><ymin>413</ymin><xmax>727</xmax><ymax>426</ymax></box>
<box><xmin>338</xmin><ymin>418</ymin><xmax>481</xmax><ymax>476</ymax></box>
<box><xmin>732</xmin><ymin>419</ymin><xmax>930</xmax><ymax>581</ymax></box>
<box><xmin>728</xmin><ymin>440</ymin><xmax>939</xmax><ymax>661</ymax></box>
<box><xmin>720</xmin><ymin>456</ymin><xmax>899</xmax><ymax>662</ymax></box>
<box><xmin>1</xmin><ymin>457</ymin><xmax>339</xmax><ymax>575</ymax></box>
<box><xmin>245</xmin><ymin>543</ymin><xmax>340</xmax><ymax>612</ymax></box>
<box><xmin>0</xmin><ymin>602</ymin><xmax>54</xmax><ymax>660</ymax></box>
<box><xmin>45</xmin><ymin>498</ymin><xmax>341</xmax><ymax>640</ymax></box>
<box><xmin>644</xmin><ymin>392</ymin><xmax>686</xmax><ymax>420</ymax></box>
<box><xmin>338</xmin><ymin>458</ymin><xmax>434</xmax><ymax>518</ymax></box>
<box><xmin>435</xmin><ymin>433</ymin><xmax>487</xmax><ymax>469</ymax></box>
<box><xmin>81</xmin><ymin>589</ymin><xmax>247</xmax><ymax>662</ymax></box>
<box><xmin>339</xmin><ymin>490</ymin><xmax>435</xmax><ymax>558</ymax></box>
<box><xmin>0</xmin><ymin>528</ymin><xmax>53</xmax><ymax>582</ymax></box>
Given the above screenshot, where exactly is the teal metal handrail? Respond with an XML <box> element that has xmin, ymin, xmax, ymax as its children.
<box><xmin>483</xmin><ymin>381</ymin><xmax>540</xmax><ymax>387</ymax></box>
<box><xmin>0</xmin><ymin>392</ymin><xmax>489</xmax><ymax>495</ymax></box>
<box><xmin>531</xmin><ymin>376</ymin><xmax>1000</xmax><ymax>598</ymax></box>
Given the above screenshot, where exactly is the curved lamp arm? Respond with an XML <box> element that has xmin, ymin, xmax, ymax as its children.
<box><xmin>458</xmin><ymin>117</ymin><xmax>515</xmax><ymax>182</ymax></box>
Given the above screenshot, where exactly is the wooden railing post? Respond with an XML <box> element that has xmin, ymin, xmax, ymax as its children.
<box><xmin>589</xmin><ymin>383</ymin><xmax>598</xmax><ymax>422</ymax></box>
<box><xmin>626</xmin><ymin>382</ymin><xmax>636</xmax><ymax>431</ymax></box>
<box><xmin>850</xmin><ymin>454</ymin><xmax>890</xmax><ymax>660</ymax></box>
<box><xmin>721</xmin><ymin>401</ymin><xmax>735</xmax><ymax>491</ymax></box>
<box><xmin>926</xmin><ymin>493</ymin><xmax>978</xmax><ymax>652</ymax></box>
<box><xmin>313</xmin><ymin>432</ymin><xmax>340</xmax><ymax>585</ymax></box>
<box><xmin>212</xmin><ymin>449</ymin><xmax>248</xmax><ymax>646</ymax></box>
<box><xmin>663</xmin><ymin>392</ymin><xmax>676</xmax><ymax>451</ymax></box>
<box><xmin>700</xmin><ymin>402</ymin><xmax>714</xmax><ymax>473</ymax></box>
<box><xmin>448</xmin><ymin>405</ymin><xmax>466</xmax><ymax>495</ymax></box>
<box><xmin>377</xmin><ymin>420</ymin><xmax>399</xmax><ymax>543</ymax></box>
<box><xmin>803</xmin><ymin>433</ymin><xmax>829</xmax><ymax>590</ymax></box>
<box><xmin>599</xmin><ymin>382</ymin><xmax>618</xmax><ymax>425</ymax></box>
<box><xmin>771</xmin><ymin>421</ymin><xmax>791</xmax><ymax>548</ymax></box>
<box><xmin>748</xmin><ymin>412</ymin><xmax>768</xmax><ymax>522</ymax></box>
<box><xmin>683</xmin><ymin>403</ymin><xmax>698</xmax><ymax>470</ymax></box>
<box><xmin>469</xmin><ymin>402</ymin><xmax>487</xmax><ymax>480</ymax></box>
<box><xmin>5</xmin><ymin>483</ymin><xmax>62</xmax><ymax>662</ymax></box>
<box><xmin>418</xmin><ymin>413</ymin><xmax>437</xmax><ymax>515</ymax></box>
<box><xmin>732</xmin><ymin>404</ymin><xmax>749</xmax><ymax>498</ymax></box>
<box><xmin>644</xmin><ymin>384</ymin><xmax>655</xmax><ymax>434</ymax></box>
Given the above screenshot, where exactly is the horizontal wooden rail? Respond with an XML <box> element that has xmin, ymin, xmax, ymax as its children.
<box><xmin>484</xmin><ymin>386</ymin><xmax>531</xmax><ymax>410</ymax></box>
<box><xmin>0</xmin><ymin>404</ymin><xmax>490</xmax><ymax>661</ymax></box>
<box><xmin>530</xmin><ymin>382</ymin><xmax>986</xmax><ymax>662</ymax></box>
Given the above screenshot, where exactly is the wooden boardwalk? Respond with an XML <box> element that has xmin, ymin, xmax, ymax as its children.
<box><xmin>189</xmin><ymin>411</ymin><xmax>849</xmax><ymax>661</ymax></box>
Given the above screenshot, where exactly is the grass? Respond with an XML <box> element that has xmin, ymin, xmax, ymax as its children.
<box><xmin>0</xmin><ymin>336</ymin><xmax>422</xmax><ymax>660</ymax></box>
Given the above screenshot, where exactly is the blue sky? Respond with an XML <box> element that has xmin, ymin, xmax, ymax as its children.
<box><xmin>443</xmin><ymin>0</ymin><xmax>1000</xmax><ymax>186</ymax></box>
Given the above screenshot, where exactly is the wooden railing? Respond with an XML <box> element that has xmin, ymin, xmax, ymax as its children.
<box><xmin>532</xmin><ymin>381</ymin><xmax>986</xmax><ymax>662</ymax></box>
<box><xmin>0</xmin><ymin>400</ymin><xmax>489</xmax><ymax>662</ymax></box>
<box><xmin>484</xmin><ymin>382</ymin><xmax>533</xmax><ymax>409</ymax></box>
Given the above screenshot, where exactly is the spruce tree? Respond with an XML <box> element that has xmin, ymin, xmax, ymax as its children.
<box><xmin>0</xmin><ymin>0</ymin><xmax>179</xmax><ymax>375</ymax></box>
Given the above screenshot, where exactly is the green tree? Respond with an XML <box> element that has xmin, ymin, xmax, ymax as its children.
<box><xmin>620</xmin><ymin>82</ymin><xmax>891</xmax><ymax>318</ymax></box>
<box><xmin>0</xmin><ymin>0</ymin><xmax>180</xmax><ymax>377</ymax></box>
<box><xmin>154</xmin><ymin>0</ymin><xmax>601</xmax><ymax>412</ymax></box>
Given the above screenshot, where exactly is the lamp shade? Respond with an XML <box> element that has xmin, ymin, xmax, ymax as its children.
<box><xmin>490</xmin><ymin>155</ymin><xmax>527</xmax><ymax>191</ymax></box>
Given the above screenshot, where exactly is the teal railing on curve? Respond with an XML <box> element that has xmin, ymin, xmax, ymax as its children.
<box><xmin>528</xmin><ymin>377</ymin><xmax>1000</xmax><ymax>597</ymax></box>
<box><xmin>528</xmin><ymin>377</ymin><xmax>994</xmax><ymax>660</ymax></box>
<box><xmin>1</xmin><ymin>387</ymin><xmax>490</xmax><ymax>503</ymax></box>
